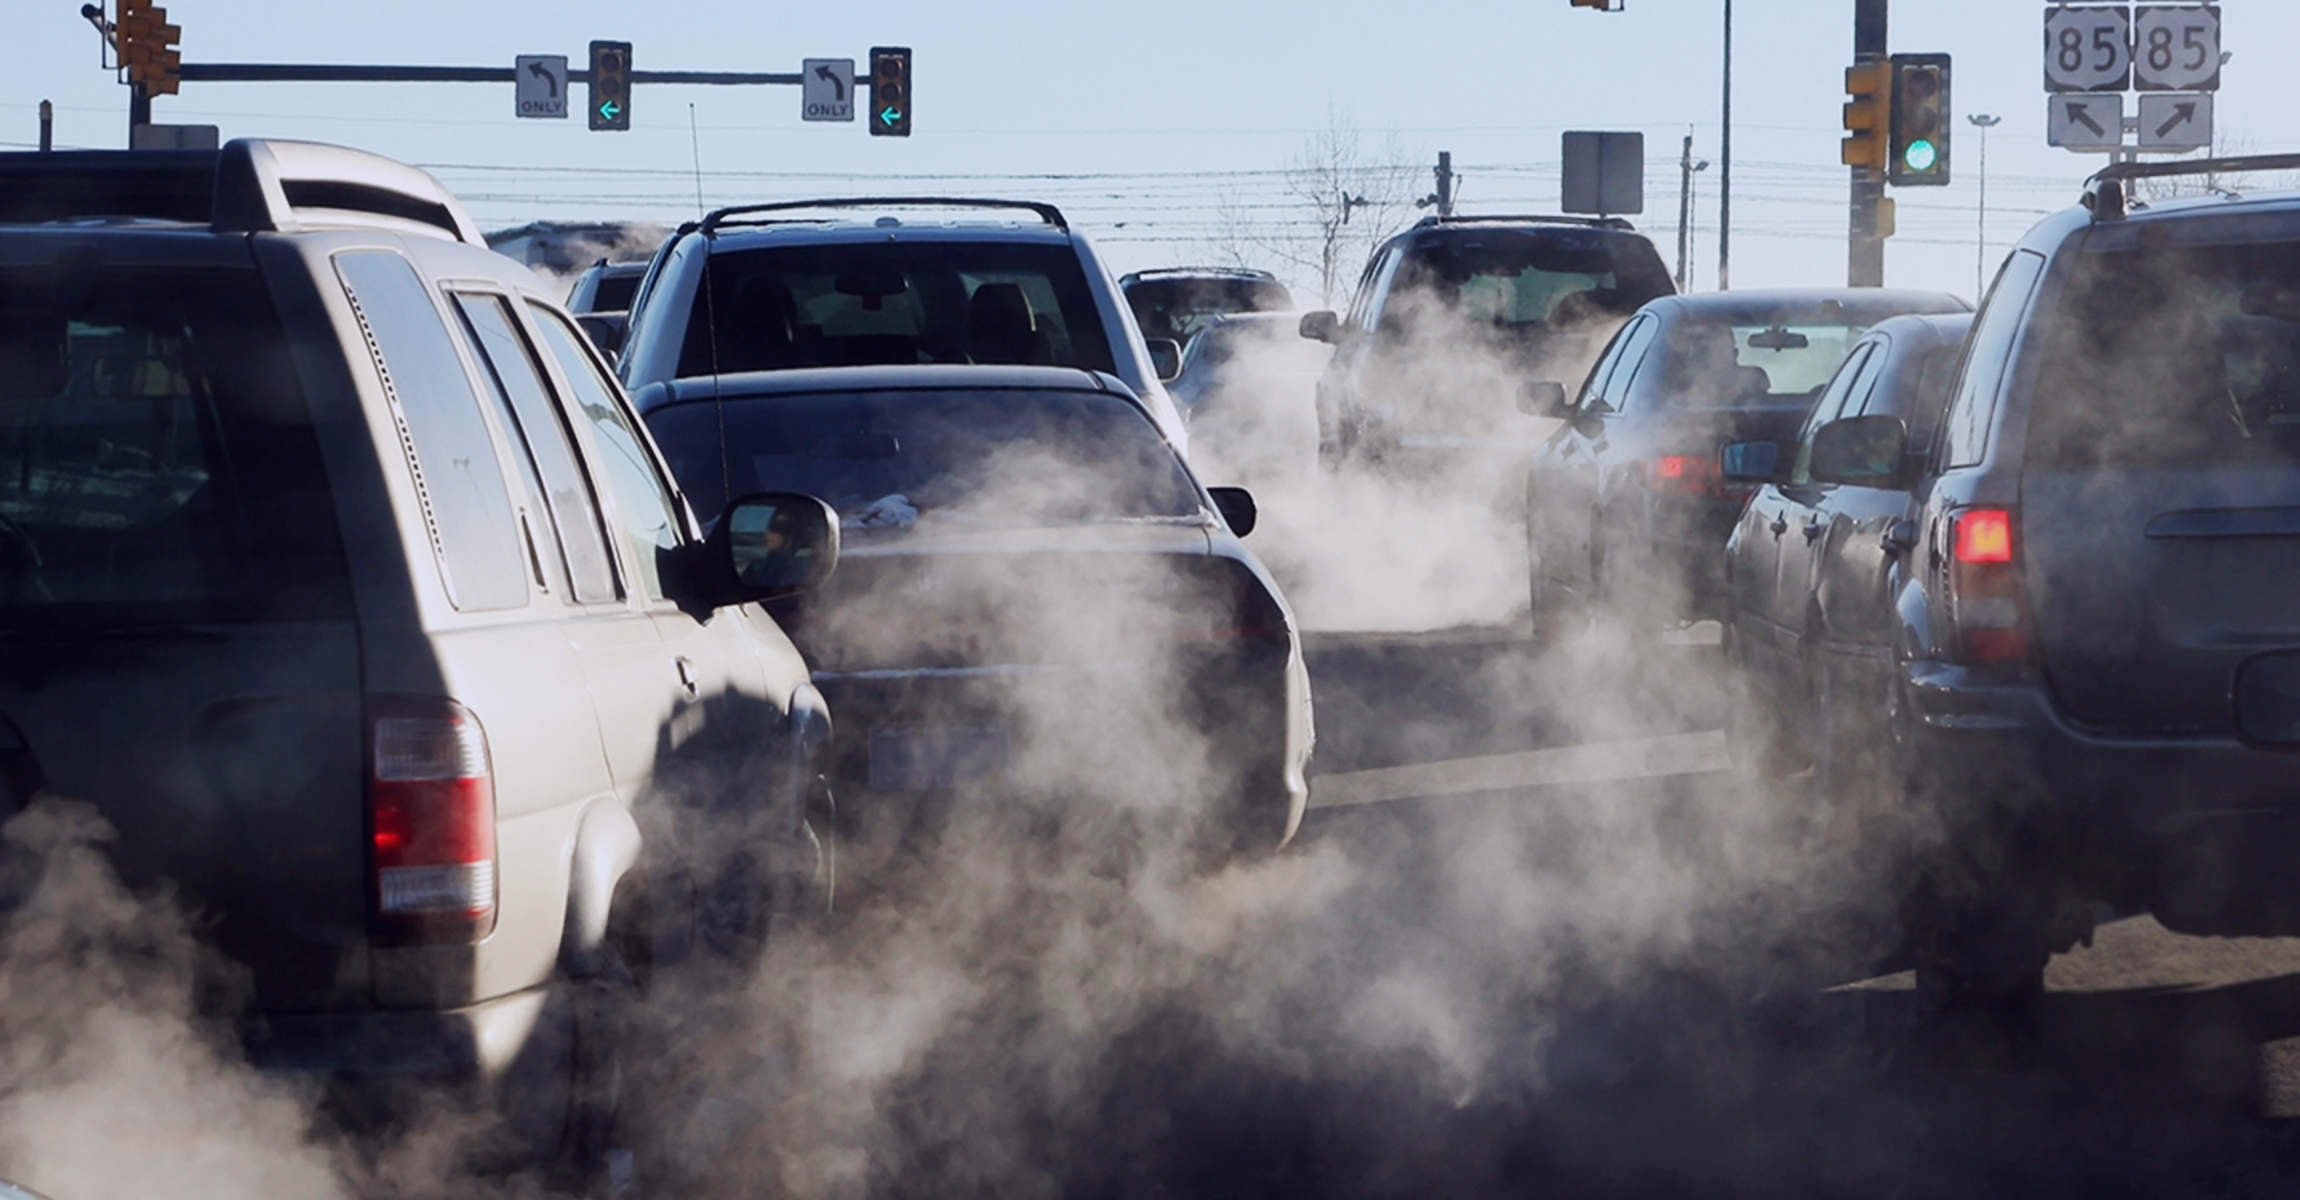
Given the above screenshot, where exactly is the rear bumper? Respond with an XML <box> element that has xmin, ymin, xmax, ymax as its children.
<box><xmin>1646</xmin><ymin>493</ymin><xmax>1749</xmax><ymax>618</ymax></box>
<box><xmin>245</xmin><ymin>984</ymin><xmax>557</xmax><ymax>1080</ymax></box>
<box><xmin>1903</xmin><ymin>658</ymin><xmax>2300</xmax><ymax>932</ymax></box>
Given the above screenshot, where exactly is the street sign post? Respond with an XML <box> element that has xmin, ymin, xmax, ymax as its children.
<box><xmin>2048</xmin><ymin>93</ymin><xmax>2125</xmax><ymax>152</ymax></box>
<box><xmin>2134</xmin><ymin>5</ymin><xmax>2222</xmax><ymax>92</ymax></box>
<box><xmin>2045</xmin><ymin>6</ymin><xmax>2132</xmax><ymax>93</ymax></box>
<box><xmin>514</xmin><ymin>54</ymin><xmax>567</xmax><ymax>119</ymax></box>
<box><xmin>2138</xmin><ymin>92</ymin><xmax>2213</xmax><ymax>151</ymax></box>
<box><xmin>802</xmin><ymin>58</ymin><xmax>854</xmax><ymax>122</ymax></box>
<box><xmin>1561</xmin><ymin>131</ymin><xmax>1645</xmax><ymax>216</ymax></box>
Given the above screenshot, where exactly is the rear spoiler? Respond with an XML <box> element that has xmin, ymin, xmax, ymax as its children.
<box><xmin>0</xmin><ymin>138</ymin><xmax>484</xmax><ymax>246</ymax></box>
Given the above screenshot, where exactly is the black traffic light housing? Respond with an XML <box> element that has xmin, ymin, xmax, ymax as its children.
<box><xmin>1889</xmin><ymin>53</ymin><xmax>1951</xmax><ymax>187</ymax></box>
<box><xmin>869</xmin><ymin>47</ymin><xmax>911</xmax><ymax>137</ymax></box>
<box><xmin>589</xmin><ymin>40</ymin><xmax>632</xmax><ymax>132</ymax></box>
<box><xmin>116</xmin><ymin>0</ymin><xmax>181</xmax><ymax>96</ymax></box>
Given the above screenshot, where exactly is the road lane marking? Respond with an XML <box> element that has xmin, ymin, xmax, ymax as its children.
<box><xmin>1308</xmin><ymin>729</ymin><xmax>1732</xmax><ymax>810</ymax></box>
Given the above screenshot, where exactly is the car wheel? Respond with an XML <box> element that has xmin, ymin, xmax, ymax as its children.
<box><xmin>563</xmin><ymin>931</ymin><xmax>640</xmax><ymax>1199</ymax></box>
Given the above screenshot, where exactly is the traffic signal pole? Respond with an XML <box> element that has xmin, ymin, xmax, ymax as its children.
<box><xmin>1850</xmin><ymin>0</ymin><xmax>1888</xmax><ymax>287</ymax></box>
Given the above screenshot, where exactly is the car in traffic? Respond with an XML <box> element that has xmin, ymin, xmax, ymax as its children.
<box><xmin>565</xmin><ymin>257</ymin><xmax>650</xmax><ymax>315</ymax></box>
<box><xmin>1719</xmin><ymin>312</ymin><xmax>1973</xmax><ymax>778</ymax></box>
<box><xmin>1120</xmin><ymin>266</ymin><xmax>1294</xmax><ymax>348</ymax></box>
<box><xmin>1523</xmin><ymin>288</ymin><xmax>1969</xmax><ymax>638</ymax></box>
<box><xmin>1298</xmin><ymin>214</ymin><xmax>1676</xmax><ymax>474</ymax></box>
<box><xmin>1168</xmin><ymin>311</ymin><xmax>1333</xmax><ymax>486</ymax></box>
<box><xmin>1773</xmin><ymin>156</ymin><xmax>2300</xmax><ymax>1017</ymax></box>
<box><xmin>0</xmin><ymin>139</ymin><xmax>838</xmax><ymax>1184</ymax></box>
<box><xmin>613</xmin><ymin>197</ymin><xmax>1193</xmax><ymax>454</ymax></box>
<box><xmin>634</xmin><ymin>364</ymin><xmax>1314</xmax><ymax>875</ymax></box>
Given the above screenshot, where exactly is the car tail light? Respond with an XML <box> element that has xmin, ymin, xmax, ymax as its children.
<box><xmin>370</xmin><ymin>698</ymin><xmax>498</xmax><ymax>943</ymax></box>
<box><xmin>1651</xmin><ymin>453</ymin><xmax>1738</xmax><ymax>498</ymax></box>
<box><xmin>1176</xmin><ymin>559</ymin><xmax>1289</xmax><ymax>642</ymax></box>
<box><xmin>1948</xmin><ymin>508</ymin><xmax>2032</xmax><ymax>664</ymax></box>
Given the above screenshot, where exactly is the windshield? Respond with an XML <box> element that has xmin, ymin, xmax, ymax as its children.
<box><xmin>1126</xmin><ymin>276</ymin><xmax>1294</xmax><ymax>343</ymax></box>
<box><xmin>0</xmin><ymin>263</ymin><xmax>348</xmax><ymax>622</ymax></box>
<box><xmin>645</xmin><ymin>388</ymin><xmax>1201</xmax><ymax>531</ymax></box>
<box><xmin>2030</xmin><ymin>236</ymin><xmax>2300</xmax><ymax>469</ymax></box>
<box><xmin>678</xmin><ymin>241</ymin><xmax>1117</xmax><ymax>377</ymax></box>
<box><xmin>1648</xmin><ymin>320</ymin><xmax>1872</xmax><ymax>407</ymax></box>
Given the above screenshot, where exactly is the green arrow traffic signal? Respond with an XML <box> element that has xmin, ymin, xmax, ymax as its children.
<box><xmin>600</xmin><ymin>100</ymin><xmax>622</xmax><ymax>121</ymax></box>
<box><xmin>869</xmin><ymin>46</ymin><xmax>911</xmax><ymax>137</ymax></box>
<box><xmin>588</xmin><ymin>40</ymin><xmax>632</xmax><ymax>132</ymax></box>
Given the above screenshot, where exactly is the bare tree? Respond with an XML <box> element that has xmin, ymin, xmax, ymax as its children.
<box><xmin>1206</xmin><ymin>110</ymin><xmax>1421</xmax><ymax>307</ymax></box>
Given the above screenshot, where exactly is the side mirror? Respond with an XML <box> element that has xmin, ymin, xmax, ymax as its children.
<box><xmin>1719</xmin><ymin>441</ymin><xmax>1780</xmax><ymax>484</ymax></box>
<box><xmin>1807</xmin><ymin>414</ymin><xmax>1910</xmax><ymax>487</ymax></box>
<box><xmin>1519</xmin><ymin>380</ymin><xmax>1571</xmax><ymax>417</ymax></box>
<box><xmin>1299</xmin><ymin>310</ymin><xmax>1342</xmax><ymax>345</ymax></box>
<box><xmin>1147</xmin><ymin>338</ymin><xmax>1184</xmax><ymax>383</ymax></box>
<box><xmin>1208</xmin><ymin>486</ymin><xmax>1258</xmax><ymax>538</ymax></box>
<box><xmin>697</xmin><ymin>492</ymin><xmax>840</xmax><ymax>607</ymax></box>
<box><xmin>575</xmin><ymin>311</ymin><xmax>627</xmax><ymax>361</ymax></box>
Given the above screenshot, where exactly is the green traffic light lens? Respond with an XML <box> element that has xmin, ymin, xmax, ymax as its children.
<box><xmin>1904</xmin><ymin>139</ymin><xmax>1938</xmax><ymax>172</ymax></box>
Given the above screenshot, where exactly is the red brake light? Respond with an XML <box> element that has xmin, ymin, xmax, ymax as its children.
<box><xmin>1651</xmin><ymin>453</ymin><xmax>1726</xmax><ymax>496</ymax></box>
<box><xmin>1948</xmin><ymin>508</ymin><xmax>2032</xmax><ymax>664</ymax></box>
<box><xmin>1954</xmin><ymin>508</ymin><xmax>2014</xmax><ymax>564</ymax></box>
<box><xmin>370</xmin><ymin>699</ymin><xmax>498</xmax><ymax>943</ymax></box>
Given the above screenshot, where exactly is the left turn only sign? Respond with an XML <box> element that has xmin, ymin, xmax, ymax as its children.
<box><xmin>516</xmin><ymin>55</ymin><xmax>568</xmax><ymax>119</ymax></box>
<box><xmin>803</xmin><ymin>59</ymin><xmax>856</xmax><ymax>122</ymax></box>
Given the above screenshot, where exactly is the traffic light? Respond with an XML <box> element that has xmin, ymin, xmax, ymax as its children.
<box><xmin>588</xmin><ymin>40</ymin><xmax>631</xmax><ymax>132</ymax></box>
<box><xmin>869</xmin><ymin>47</ymin><xmax>911</xmax><ymax>137</ymax></box>
<box><xmin>1841</xmin><ymin>61</ymin><xmax>1889</xmax><ymax>173</ymax></box>
<box><xmin>1889</xmin><ymin>53</ymin><xmax>1951</xmax><ymax>187</ymax></box>
<box><xmin>116</xmin><ymin>0</ymin><xmax>181</xmax><ymax>96</ymax></box>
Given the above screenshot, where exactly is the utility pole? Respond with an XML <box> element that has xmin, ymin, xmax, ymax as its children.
<box><xmin>1676</xmin><ymin>135</ymin><xmax>1708</xmax><ymax>291</ymax></box>
<box><xmin>1434</xmin><ymin>150</ymin><xmax>1456</xmax><ymax>218</ymax></box>
<box><xmin>1849</xmin><ymin>0</ymin><xmax>1888</xmax><ymax>287</ymax></box>
<box><xmin>1968</xmin><ymin>113</ymin><xmax>2002</xmax><ymax>300</ymax></box>
<box><xmin>1719</xmin><ymin>0</ymin><xmax>1733</xmax><ymax>290</ymax></box>
<box><xmin>38</xmin><ymin>101</ymin><xmax>52</xmax><ymax>152</ymax></box>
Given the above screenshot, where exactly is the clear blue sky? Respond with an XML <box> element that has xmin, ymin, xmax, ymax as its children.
<box><xmin>9</xmin><ymin>1</ymin><xmax>2299</xmax><ymax>301</ymax></box>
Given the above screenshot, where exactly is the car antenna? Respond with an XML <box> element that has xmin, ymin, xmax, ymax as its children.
<box><xmin>689</xmin><ymin>102</ymin><xmax>732</xmax><ymax>506</ymax></box>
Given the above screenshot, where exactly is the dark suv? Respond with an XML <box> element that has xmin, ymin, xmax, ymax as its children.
<box><xmin>1299</xmin><ymin>215</ymin><xmax>1675</xmax><ymax>472</ymax></box>
<box><xmin>0</xmin><ymin>141</ymin><xmax>837</xmax><ymax>1178</ymax></box>
<box><xmin>1821</xmin><ymin>156</ymin><xmax>2300</xmax><ymax>1011</ymax></box>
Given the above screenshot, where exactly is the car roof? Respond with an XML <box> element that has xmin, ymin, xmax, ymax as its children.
<box><xmin>637</xmin><ymin>364</ymin><xmax>1130</xmax><ymax>413</ymax></box>
<box><xmin>1643</xmin><ymin>288</ymin><xmax>1970</xmax><ymax>323</ymax></box>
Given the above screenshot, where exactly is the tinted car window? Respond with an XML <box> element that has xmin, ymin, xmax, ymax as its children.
<box><xmin>590</xmin><ymin>272</ymin><xmax>642</xmax><ymax>312</ymax></box>
<box><xmin>337</xmin><ymin>251</ymin><xmax>528</xmax><ymax>612</ymax></box>
<box><xmin>648</xmin><ymin>390</ymin><xmax>1202</xmax><ymax>531</ymax></box>
<box><xmin>1649</xmin><ymin>320</ymin><xmax>1874</xmax><ymax>407</ymax></box>
<box><xmin>1943</xmin><ymin>250</ymin><xmax>2046</xmax><ymax>468</ymax></box>
<box><xmin>0</xmin><ymin>264</ymin><xmax>348</xmax><ymax>621</ymax></box>
<box><xmin>1126</xmin><ymin>276</ymin><xmax>1293</xmax><ymax>344</ymax></box>
<box><xmin>532</xmin><ymin>306</ymin><xmax>684</xmax><ymax>602</ymax></box>
<box><xmin>2028</xmin><ymin>236</ymin><xmax>2300</xmax><ymax>470</ymax></box>
<box><xmin>1596</xmin><ymin>316</ymin><xmax>1660</xmax><ymax>411</ymax></box>
<box><xmin>1790</xmin><ymin>343</ymin><xmax>1880</xmax><ymax>486</ymax></box>
<box><xmin>675</xmin><ymin>242</ymin><xmax>1117</xmax><ymax>377</ymax></box>
<box><xmin>452</xmin><ymin>294</ymin><xmax>620</xmax><ymax>604</ymax></box>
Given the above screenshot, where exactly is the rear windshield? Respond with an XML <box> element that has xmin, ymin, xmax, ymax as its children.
<box><xmin>677</xmin><ymin>242</ymin><xmax>1117</xmax><ymax>378</ymax></box>
<box><xmin>587</xmin><ymin>271</ymin><xmax>642</xmax><ymax>312</ymax></box>
<box><xmin>646</xmin><ymin>389</ymin><xmax>1201</xmax><ymax>532</ymax></box>
<box><xmin>2029</xmin><ymin>236</ymin><xmax>2300</xmax><ymax>469</ymax></box>
<box><xmin>0</xmin><ymin>264</ymin><xmax>347</xmax><ymax>622</ymax></box>
<box><xmin>1649</xmin><ymin>321</ymin><xmax>1872</xmax><ymax>408</ymax></box>
<box><xmin>1393</xmin><ymin>231</ymin><xmax>1672</xmax><ymax>331</ymax></box>
<box><xmin>1126</xmin><ymin>276</ymin><xmax>1294</xmax><ymax>343</ymax></box>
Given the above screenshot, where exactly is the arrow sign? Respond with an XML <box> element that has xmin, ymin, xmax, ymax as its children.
<box><xmin>881</xmin><ymin>106</ymin><xmax>901</xmax><ymax>127</ymax></box>
<box><xmin>800</xmin><ymin>57</ymin><xmax>855</xmax><ymax>122</ymax></box>
<box><xmin>2048</xmin><ymin>92</ymin><xmax>2124</xmax><ymax>151</ymax></box>
<box><xmin>513</xmin><ymin>54</ymin><xmax>568</xmax><ymax>119</ymax></box>
<box><xmin>2139</xmin><ymin>92</ymin><xmax>2213</xmax><ymax>151</ymax></box>
<box><xmin>598</xmin><ymin>100</ymin><xmax>621</xmax><ymax>121</ymax></box>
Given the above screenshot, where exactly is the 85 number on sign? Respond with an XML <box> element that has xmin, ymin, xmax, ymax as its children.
<box><xmin>2046</xmin><ymin>6</ymin><xmax>2132</xmax><ymax>93</ymax></box>
<box><xmin>2134</xmin><ymin>4</ymin><xmax>2222</xmax><ymax>92</ymax></box>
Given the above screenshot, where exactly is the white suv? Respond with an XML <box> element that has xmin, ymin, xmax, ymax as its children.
<box><xmin>611</xmin><ymin>197</ymin><xmax>1190</xmax><ymax>454</ymax></box>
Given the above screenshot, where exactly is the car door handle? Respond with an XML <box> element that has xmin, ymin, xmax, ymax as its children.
<box><xmin>1883</xmin><ymin>519</ymin><xmax>1918</xmax><ymax>557</ymax></box>
<box><xmin>1802</xmin><ymin>518</ymin><xmax>1825</xmax><ymax>542</ymax></box>
<box><xmin>1769</xmin><ymin>515</ymin><xmax>1788</xmax><ymax>537</ymax></box>
<box><xmin>676</xmin><ymin>656</ymin><xmax>699</xmax><ymax>698</ymax></box>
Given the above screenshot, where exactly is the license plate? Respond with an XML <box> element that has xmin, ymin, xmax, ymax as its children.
<box><xmin>868</xmin><ymin>722</ymin><xmax>1012</xmax><ymax>790</ymax></box>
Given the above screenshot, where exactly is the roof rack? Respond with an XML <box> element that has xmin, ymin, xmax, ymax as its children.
<box><xmin>0</xmin><ymin>138</ymin><xmax>484</xmax><ymax>246</ymax></box>
<box><xmin>700</xmin><ymin>197</ymin><xmax>1067</xmax><ymax>235</ymax></box>
<box><xmin>2084</xmin><ymin>153</ymin><xmax>2300</xmax><ymax>222</ymax></box>
<box><xmin>1412</xmin><ymin>213</ymin><xmax>1638</xmax><ymax>232</ymax></box>
<box><xmin>1119</xmin><ymin>266</ymin><xmax>1281</xmax><ymax>282</ymax></box>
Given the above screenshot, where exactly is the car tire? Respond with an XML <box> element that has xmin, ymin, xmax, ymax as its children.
<box><xmin>563</xmin><ymin>932</ymin><xmax>640</xmax><ymax>1200</ymax></box>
